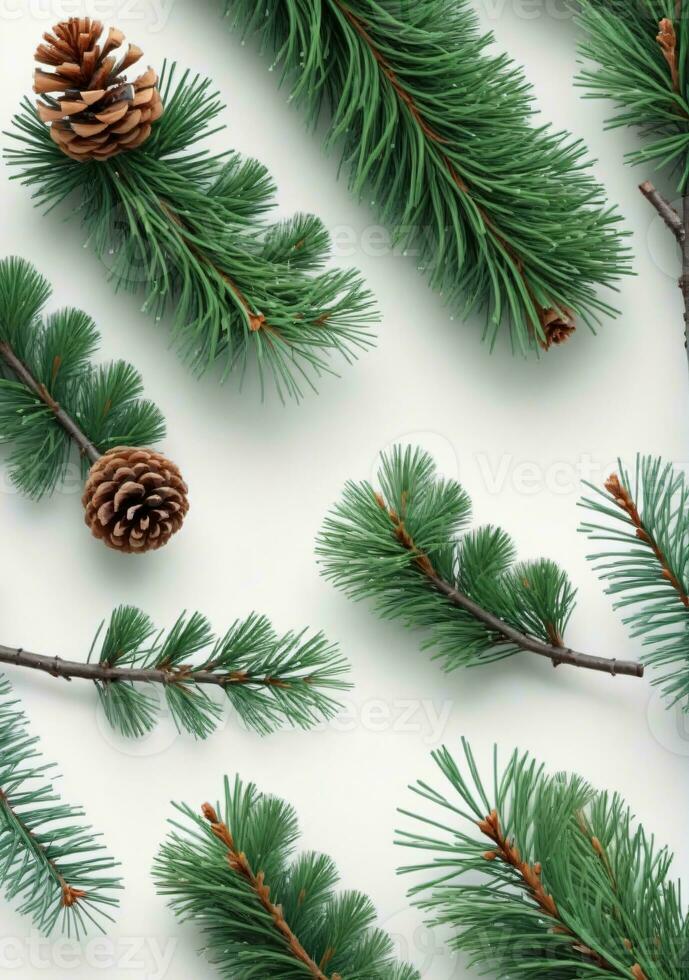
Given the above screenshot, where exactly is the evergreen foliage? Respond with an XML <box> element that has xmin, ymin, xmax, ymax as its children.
<box><xmin>5</xmin><ymin>66</ymin><xmax>376</xmax><ymax>402</ymax></box>
<box><xmin>0</xmin><ymin>605</ymin><xmax>350</xmax><ymax>740</ymax></box>
<box><xmin>0</xmin><ymin>675</ymin><xmax>121</xmax><ymax>936</ymax></box>
<box><xmin>580</xmin><ymin>457</ymin><xmax>689</xmax><ymax>707</ymax></box>
<box><xmin>225</xmin><ymin>0</ymin><xmax>631</xmax><ymax>354</ymax></box>
<box><xmin>317</xmin><ymin>445</ymin><xmax>640</xmax><ymax>678</ymax></box>
<box><xmin>154</xmin><ymin>774</ymin><xmax>420</xmax><ymax>979</ymax></box>
<box><xmin>0</xmin><ymin>256</ymin><xmax>164</xmax><ymax>498</ymax></box>
<box><xmin>397</xmin><ymin>738</ymin><xmax>689</xmax><ymax>978</ymax></box>
<box><xmin>578</xmin><ymin>0</ymin><xmax>689</xmax><ymax>186</ymax></box>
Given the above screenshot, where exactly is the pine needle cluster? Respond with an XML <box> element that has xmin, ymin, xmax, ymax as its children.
<box><xmin>398</xmin><ymin>738</ymin><xmax>689</xmax><ymax>978</ymax></box>
<box><xmin>578</xmin><ymin>0</ymin><xmax>689</xmax><ymax>186</ymax></box>
<box><xmin>0</xmin><ymin>605</ymin><xmax>350</xmax><ymax>740</ymax></box>
<box><xmin>154</xmin><ymin>775</ymin><xmax>420</xmax><ymax>979</ymax></box>
<box><xmin>0</xmin><ymin>675</ymin><xmax>121</xmax><ymax>936</ymax></box>
<box><xmin>317</xmin><ymin>444</ymin><xmax>642</xmax><ymax>678</ymax></box>
<box><xmin>5</xmin><ymin>65</ymin><xmax>377</xmax><ymax>401</ymax></box>
<box><xmin>91</xmin><ymin>606</ymin><xmax>349</xmax><ymax>738</ymax></box>
<box><xmin>0</xmin><ymin>256</ymin><xmax>164</xmax><ymax>499</ymax></box>
<box><xmin>225</xmin><ymin>0</ymin><xmax>631</xmax><ymax>353</ymax></box>
<box><xmin>580</xmin><ymin>456</ymin><xmax>689</xmax><ymax>707</ymax></box>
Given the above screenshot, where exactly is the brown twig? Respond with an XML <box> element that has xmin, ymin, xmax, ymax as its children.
<box><xmin>479</xmin><ymin>809</ymin><xmax>616</xmax><ymax>971</ymax></box>
<box><xmin>604</xmin><ymin>473</ymin><xmax>689</xmax><ymax>607</ymax></box>
<box><xmin>201</xmin><ymin>804</ymin><xmax>341</xmax><ymax>980</ymax></box>
<box><xmin>332</xmin><ymin>0</ymin><xmax>573</xmax><ymax>349</ymax></box>
<box><xmin>641</xmin><ymin>14</ymin><xmax>689</xmax><ymax>371</ymax></box>
<box><xmin>0</xmin><ymin>341</ymin><xmax>100</xmax><ymax>464</ymax></box>
<box><xmin>374</xmin><ymin>493</ymin><xmax>644</xmax><ymax>677</ymax></box>
<box><xmin>0</xmin><ymin>644</ymin><xmax>299</xmax><ymax>690</ymax></box>
<box><xmin>639</xmin><ymin>181</ymin><xmax>682</xmax><ymax>242</ymax></box>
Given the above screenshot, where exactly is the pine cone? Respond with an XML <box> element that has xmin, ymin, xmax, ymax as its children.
<box><xmin>83</xmin><ymin>447</ymin><xmax>189</xmax><ymax>554</ymax></box>
<box><xmin>539</xmin><ymin>307</ymin><xmax>575</xmax><ymax>350</ymax></box>
<box><xmin>34</xmin><ymin>18</ymin><xmax>162</xmax><ymax>162</ymax></box>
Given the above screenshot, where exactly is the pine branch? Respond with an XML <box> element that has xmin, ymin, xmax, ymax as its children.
<box><xmin>578</xmin><ymin>0</ymin><xmax>689</xmax><ymax>369</ymax></box>
<box><xmin>154</xmin><ymin>775</ymin><xmax>420</xmax><ymax>979</ymax></box>
<box><xmin>397</xmin><ymin>738</ymin><xmax>688</xmax><ymax>978</ymax></box>
<box><xmin>0</xmin><ymin>256</ymin><xmax>165</xmax><ymax>498</ymax></box>
<box><xmin>4</xmin><ymin>40</ymin><xmax>377</xmax><ymax>402</ymax></box>
<box><xmin>317</xmin><ymin>445</ymin><xmax>643</xmax><ymax>680</ymax></box>
<box><xmin>580</xmin><ymin>456</ymin><xmax>689</xmax><ymax>706</ymax></box>
<box><xmin>0</xmin><ymin>606</ymin><xmax>350</xmax><ymax>739</ymax></box>
<box><xmin>0</xmin><ymin>675</ymin><xmax>121</xmax><ymax>936</ymax></box>
<box><xmin>225</xmin><ymin>0</ymin><xmax>631</xmax><ymax>354</ymax></box>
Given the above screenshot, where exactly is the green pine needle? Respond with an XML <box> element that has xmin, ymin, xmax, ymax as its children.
<box><xmin>317</xmin><ymin>444</ymin><xmax>577</xmax><ymax>671</ymax></box>
<box><xmin>225</xmin><ymin>0</ymin><xmax>632</xmax><ymax>354</ymax></box>
<box><xmin>154</xmin><ymin>775</ymin><xmax>420</xmax><ymax>979</ymax></box>
<box><xmin>4</xmin><ymin>66</ymin><xmax>378</xmax><ymax>402</ymax></box>
<box><xmin>580</xmin><ymin>456</ymin><xmax>689</xmax><ymax>707</ymax></box>
<box><xmin>578</xmin><ymin>0</ymin><xmax>689</xmax><ymax>189</ymax></box>
<box><xmin>0</xmin><ymin>675</ymin><xmax>121</xmax><ymax>937</ymax></box>
<box><xmin>87</xmin><ymin>605</ymin><xmax>351</xmax><ymax>739</ymax></box>
<box><xmin>0</xmin><ymin>256</ymin><xmax>165</xmax><ymax>498</ymax></box>
<box><xmin>397</xmin><ymin>738</ymin><xmax>688</xmax><ymax>977</ymax></box>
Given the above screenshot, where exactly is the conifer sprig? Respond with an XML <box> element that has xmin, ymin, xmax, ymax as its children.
<box><xmin>578</xmin><ymin>0</ymin><xmax>689</xmax><ymax>366</ymax></box>
<box><xmin>0</xmin><ymin>676</ymin><xmax>121</xmax><ymax>937</ymax></box>
<box><xmin>0</xmin><ymin>606</ymin><xmax>349</xmax><ymax>739</ymax></box>
<box><xmin>154</xmin><ymin>775</ymin><xmax>420</xmax><ymax>979</ymax></box>
<box><xmin>580</xmin><ymin>456</ymin><xmax>689</xmax><ymax>707</ymax></box>
<box><xmin>317</xmin><ymin>445</ymin><xmax>643</xmax><ymax>679</ymax></box>
<box><xmin>5</xmin><ymin>58</ymin><xmax>377</xmax><ymax>402</ymax></box>
<box><xmin>397</xmin><ymin>738</ymin><xmax>688</xmax><ymax>978</ymax></box>
<box><xmin>0</xmin><ymin>256</ymin><xmax>164</xmax><ymax>499</ymax></box>
<box><xmin>225</xmin><ymin>0</ymin><xmax>631</xmax><ymax>354</ymax></box>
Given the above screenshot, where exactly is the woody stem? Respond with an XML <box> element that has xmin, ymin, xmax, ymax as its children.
<box><xmin>0</xmin><ymin>341</ymin><xmax>100</xmax><ymax>464</ymax></box>
<box><xmin>201</xmin><ymin>805</ymin><xmax>339</xmax><ymax>980</ymax></box>
<box><xmin>377</xmin><ymin>497</ymin><xmax>643</xmax><ymax>678</ymax></box>
<box><xmin>0</xmin><ymin>645</ymin><xmax>295</xmax><ymax>689</ymax></box>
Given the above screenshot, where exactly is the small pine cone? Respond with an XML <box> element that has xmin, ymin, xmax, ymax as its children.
<box><xmin>539</xmin><ymin>307</ymin><xmax>575</xmax><ymax>350</ymax></box>
<box><xmin>34</xmin><ymin>18</ymin><xmax>163</xmax><ymax>162</ymax></box>
<box><xmin>83</xmin><ymin>447</ymin><xmax>189</xmax><ymax>554</ymax></box>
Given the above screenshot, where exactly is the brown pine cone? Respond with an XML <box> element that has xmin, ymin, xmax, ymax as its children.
<box><xmin>83</xmin><ymin>447</ymin><xmax>189</xmax><ymax>554</ymax></box>
<box><xmin>539</xmin><ymin>307</ymin><xmax>575</xmax><ymax>350</ymax></box>
<box><xmin>34</xmin><ymin>18</ymin><xmax>163</xmax><ymax>162</ymax></box>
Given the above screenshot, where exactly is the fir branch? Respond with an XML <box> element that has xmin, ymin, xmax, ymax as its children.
<box><xmin>578</xmin><ymin>0</ymin><xmax>689</xmax><ymax>367</ymax></box>
<box><xmin>225</xmin><ymin>0</ymin><xmax>631</xmax><ymax>354</ymax></box>
<box><xmin>317</xmin><ymin>445</ymin><xmax>643</xmax><ymax>679</ymax></box>
<box><xmin>0</xmin><ymin>256</ymin><xmax>165</xmax><ymax>498</ymax></box>
<box><xmin>397</xmin><ymin>738</ymin><xmax>688</xmax><ymax>978</ymax></box>
<box><xmin>4</xmin><ymin>60</ymin><xmax>377</xmax><ymax>402</ymax></box>
<box><xmin>0</xmin><ymin>606</ymin><xmax>350</xmax><ymax>739</ymax></box>
<box><xmin>580</xmin><ymin>456</ymin><xmax>689</xmax><ymax>706</ymax></box>
<box><xmin>0</xmin><ymin>675</ymin><xmax>121</xmax><ymax>936</ymax></box>
<box><xmin>154</xmin><ymin>775</ymin><xmax>420</xmax><ymax>979</ymax></box>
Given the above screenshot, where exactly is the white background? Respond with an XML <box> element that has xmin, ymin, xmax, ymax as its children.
<box><xmin>1</xmin><ymin>1</ymin><xmax>689</xmax><ymax>977</ymax></box>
